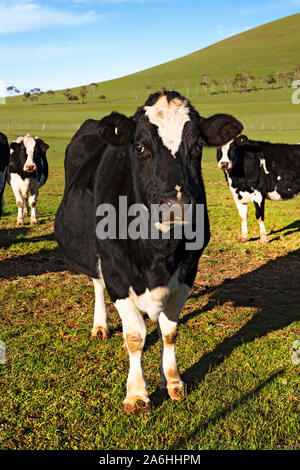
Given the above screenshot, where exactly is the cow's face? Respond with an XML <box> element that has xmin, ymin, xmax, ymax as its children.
<box><xmin>217</xmin><ymin>135</ymin><xmax>248</xmax><ymax>171</ymax></box>
<box><xmin>10</xmin><ymin>135</ymin><xmax>49</xmax><ymax>174</ymax></box>
<box><xmin>98</xmin><ymin>91</ymin><xmax>243</xmax><ymax>213</ymax></box>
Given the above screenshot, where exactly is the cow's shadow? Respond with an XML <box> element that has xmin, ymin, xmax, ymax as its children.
<box><xmin>0</xmin><ymin>229</ymin><xmax>71</xmax><ymax>278</ymax></box>
<box><xmin>149</xmin><ymin>248</ymin><xmax>300</xmax><ymax>408</ymax></box>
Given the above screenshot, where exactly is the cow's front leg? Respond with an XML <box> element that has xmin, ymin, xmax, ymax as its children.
<box><xmin>23</xmin><ymin>198</ymin><xmax>29</xmax><ymax>218</ymax></box>
<box><xmin>91</xmin><ymin>278</ymin><xmax>108</xmax><ymax>340</ymax></box>
<box><xmin>158</xmin><ymin>284</ymin><xmax>190</xmax><ymax>400</ymax></box>
<box><xmin>234</xmin><ymin>198</ymin><xmax>248</xmax><ymax>241</ymax></box>
<box><xmin>115</xmin><ymin>297</ymin><xmax>149</xmax><ymax>414</ymax></box>
<box><xmin>29</xmin><ymin>191</ymin><xmax>38</xmax><ymax>225</ymax></box>
<box><xmin>254</xmin><ymin>199</ymin><xmax>268</xmax><ymax>243</ymax></box>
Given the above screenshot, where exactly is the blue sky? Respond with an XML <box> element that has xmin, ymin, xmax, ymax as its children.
<box><xmin>0</xmin><ymin>0</ymin><xmax>299</xmax><ymax>93</ymax></box>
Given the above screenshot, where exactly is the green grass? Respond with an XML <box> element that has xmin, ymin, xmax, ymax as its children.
<box><xmin>0</xmin><ymin>21</ymin><xmax>300</xmax><ymax>448</ymax></box>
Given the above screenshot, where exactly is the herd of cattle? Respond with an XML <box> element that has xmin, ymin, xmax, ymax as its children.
<box><xmin>1</xmin><ymin>91</ymin><xmax>299</xmax><ymax>413</ymax></box>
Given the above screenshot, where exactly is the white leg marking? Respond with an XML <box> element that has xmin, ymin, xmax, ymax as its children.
<box><xmin>91</xmin><ymin>278</ymin><xmax>108</xmax><ymax>339</ymax></box>
<box><xmin>159</xmin><ymin>283</ymin><xmax>190</xmax><ymax>399</ymax></box>
<box><xmin>258</xmin><ymin>218</ymin><xmax>268</xmax><ymax>243</ymax></box>
<box><xmin>115</xmin><ymin>297</ymin><xmax>150</xmax><ymax>413</ymax></box>
<box><xmin>29</xmin><ymin>190</ymin><xmax>38</xmax><ymax>225</ymax></box>
<box><xmin>234</xmin><ymin>199</ymin><xmax>248</xmax><ymax>241</ymax></box>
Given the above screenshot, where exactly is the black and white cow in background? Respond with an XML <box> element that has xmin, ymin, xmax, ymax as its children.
<box><xmin>8</xmin><ymin>134</ymin><xmax>49</xmax><ymax>226</ymax></box>
<box><xmin>217</xmin><ymin>134</ymin><xmax>300</xmax><ymax>243</ymax></box>
<box><xmin>55</xmin><ymin>91</ymin><xmax>242</xmax><ymax>413</ymax></box>
<box><xmin>0</xmin><ymin>132</ymin><xmax>10</xmax><ymax>217</ymax></box>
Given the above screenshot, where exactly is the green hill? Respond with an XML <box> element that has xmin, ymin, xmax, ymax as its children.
<box><xmin>11</xmin><ymin>12</ymin><xmax>300</xmax><ymax>104</ymax></box>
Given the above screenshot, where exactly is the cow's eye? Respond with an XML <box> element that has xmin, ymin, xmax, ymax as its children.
<box><xmin>135</xmin><ymin>144</ymin><xmax>145</xmax><ymax>155</ymax></box>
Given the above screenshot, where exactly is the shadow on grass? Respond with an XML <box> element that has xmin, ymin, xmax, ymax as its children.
<box><xmin>149</xmin><ymin>248</ymin><xmax>300</xmax><ymax>409</ymax></box>
<box><xmin>171</xmin><ymin>368</ymin><xmax>285</xmax><ymax>449</ymax></box>
<box><xmin>0</xmin><ymin>245</ymin><xmax>71</xmax><ymax>279</ymax></box>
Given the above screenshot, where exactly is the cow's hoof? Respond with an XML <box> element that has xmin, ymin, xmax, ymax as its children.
<box><xmin>16</xmin><ymin>220</ymin><xmax>24</xmax><ymax>227</ymax></box>
<box><xmin>91</xmin><ymin>326</ymin><xmax>109</xmax><ymax>340</ymax></box>
<box><xmin>30</xmin><ymin>219</ymin><xmax>38</xmax><ymax>225</ymax></box>
<box><xmin>23</xmin><ymin>210</ymin><xmax>29</xmax><ymax>218</ymax></box>
<box><xmin>167</xmin><ymin>384</ymin><xmax>186</xmax><ymax>400</ymax></box>
<box><xmin>240</xmin><ymin>236</ymin><xmax>248</xmax><ymax>243</ymax></box>
<box><xmin>260</xmin><ymin>235</ymin><xmax>268</xmax><ymax>244</ymax></box>
<box><xmin>123</xmin><ymin>399</ymin><xmax>151</xmax><ymax>415</ymax></box>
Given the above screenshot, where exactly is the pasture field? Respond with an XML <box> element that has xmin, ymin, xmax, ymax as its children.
<box><xmin>0</xmin><ymin>89</ymin><xmax>299</xmax><ymax>450</ymax></box>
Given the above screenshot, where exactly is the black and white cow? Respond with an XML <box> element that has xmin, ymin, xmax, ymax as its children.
<box><xmin>217</xmin><ymin>134</ymin><xmax>300</xmax><ymax>242</ymax></box>
<box><xmin>8</xmin><ymin>134</ymin><xmax>49</xmax><ymax>226</ymax></box>
<box><xmin>55</xmin><ymin>91</ymin><xmax>242</xmax><ymax>413</ymax></box>
<box><xmin>0</xmin><ymin>132</ymin><xmax>10</xmax><ymax>217</ymax></box>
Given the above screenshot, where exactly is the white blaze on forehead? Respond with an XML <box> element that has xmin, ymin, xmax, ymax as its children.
<box><xmin>144</xmin><ymin>95</ymin><xmax>190</xmax><ymax>157</ymax></box>
<box><xmin>219</xmin><ymin>139</ymin><xmax>233</xmax><ymax>167</ymax></box>
<box><xmin>23</xmin><ymin>134</ymin><xmax>36</xmax><ymax>157</ymax></box>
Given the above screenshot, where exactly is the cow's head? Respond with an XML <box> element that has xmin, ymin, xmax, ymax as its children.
<box><xmin>10</xmin><ymin>135</ymin><xmax>49</xmax><ymax>174</ymax></box>
<box><xmin>217</xmin><ymin>134</ymin><xmax>248</xmax><ymax>172</ymax></box>
<box><xmin>98</xmin><ymin>91</ymin><xmax>243</xmax><ymax>222</ymax></box>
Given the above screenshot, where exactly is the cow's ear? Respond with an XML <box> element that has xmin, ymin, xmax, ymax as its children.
<box><xmin>235</xmin><ymin>135</ymin><xmax>248</xmax><ymax>146</ymax></box>
<box><xmin>10</xmin><ymin>142</ymin><xmax>21</xmax><ymax>152</ymax></box>
<box><xmin>98</xmin><ymin>112</ymin><xmax>136</xmax><ymax>147</ymax></box>
<box><xmin>36</xmin><ymin>139</ymin><xmax>49</xmax><ymax>153</ymax></box>
<box><xmin>200</xmin><ymin>113</ymin><xmax>244</xmax><ymax>147</ymax></box>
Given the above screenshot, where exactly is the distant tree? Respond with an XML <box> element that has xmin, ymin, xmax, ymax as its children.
<box><xmin>279</xmin><ymin>71</ymin><xmax>294</xmax><ymax>88</ymax></box>
<box><xmin>69</xmin><ymin>95</ymin><xmax>79</xmax><ymax>101</ymax></box>
<box><xmin>90</xmin><ymin>83</ymin><xmax>98</xmax><ymax>101</ymax></box>
<box><xmin>243</xmin><ymin>71</ymin><xmax>255</xmax><ymax>90</ymax></box>
<box><xmin>293</xmin><ymin>65</ymin><xmax>300</xmax><ymax>80</ymax></box>
<box><xmin>46</xmin><ymin>90</ymin><xmax>55</xmax><ymax>103</ymax></box>
<box><xmin>222</xmin><ymin>76</ymin><xmax>232</xmax><ymax>94</ymax></box>
<box><xmin>233</xmin><ymin>73</ymin><xmax>245</xmax><ymax>93</ymax></box>
<box><xmin>30</xmin><ymin>88</ymin><xmax>41</xmax><ymax>102</ymax></box>
<box><xmin>63</xmin><ymin>88</ymin><xmax>71</xmax><ymax>104</ymax></box>
<box><xmin>146</xmin><ymin>84</ymin><xmax>152</xmax><ymax>94</ymax></box>
<box><xmin>200</xmin><ymin>74</ymin><xmax>210</xmax><ymax>96</ymax></box>
<box><xmin>266</xmin><ymin>73</ymin><xmax>276</xmax><ymax>89</ymax></box>
<box><xmin>23</xmin><ymin>92</ymin><xmax>31</xmax><ymax>102</ymax></box>
<box><xmin>258</xmin><ymin>76</ymin><xmax>266</xmax><ymax>90</ymax></box>
<box><xmin>210</xmin><ymin>79</ymin><xmax>218</xmax><ymax>94</ymax></box>
<box><xmin>6</xmin><ymin>85</ymin><xmax>20</xmax><ymax>104</ymax></box>
<box><xmin>79</xmin><ymin>86</ymin><xmax>87</xmax><ymax>104</ymax></box>
<box><xmin>99</xmin><ymin>95</ymin><xmax>106</xmax><ymax>100</ymax></box>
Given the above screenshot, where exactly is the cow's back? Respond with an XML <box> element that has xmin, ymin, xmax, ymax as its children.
<box><xmin>55</xmin><ymin>120</ymin><xmax>106</xmax><ymax>278</ymax></box>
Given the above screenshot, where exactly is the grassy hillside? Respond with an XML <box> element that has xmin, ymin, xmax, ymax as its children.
<box><xmin>6</xmin><ymin>13</ymin><xmax>300</xmax><ymax>105</ymax></box>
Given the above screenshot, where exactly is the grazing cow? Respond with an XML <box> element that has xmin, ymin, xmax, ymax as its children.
<box><xmin>8</xmin><ymin>134</ymin><xmax>49</xmax><ymax>226</ymax></box>
<box><xmin>217</xmin><ymin>134</ymin><xmax>300</xmax><ymax>242</ymax></box>
<box><xmin>55</xmin><ymin>91</ymin><xmax>242</xmax><ymax>413</ymax></box>
<box><xmin>0</xmin><ymin>132</ymin><xmax>10</xmax><ymax>217</ymax></box>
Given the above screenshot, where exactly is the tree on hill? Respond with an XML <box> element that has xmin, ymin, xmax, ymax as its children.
<box><xmin>258</xmin><ymin>76</ymin><xmax>266</xmax><ymax>90</ymax></box>
<box><xmin>266</xmin><ymin>73</ymin><xmax>276</xmax><ymax>89</ymax></box>
<box><xmin>79</xmin><ymin>86</ymin><xmax>87</xmax><ymax>104</ymax></box>
<box><xmin>23</xmin><ymin>92</ymin><xmax>31</xmax><ymax>102</ymax></box>
<box><xmin>210</xmin><ymin>79</ymin><xmax>218</xmax><ymax>95</ymax></box>
<box><xmin>6</xmin><ymin>85</ymin><xmax>20</xmax><ymax>104</ymax></box>
<box><xmin>222</xmin><ymin>76</ymin><xmax>232</xmax><ymax>94</ymax></box>
<box><xmin>233</xmin><ymin>73</ymin><xmax>246</xmax><ymax>93</ymax></box>
<box><xmin>63</xmin><ymin>88</ymin><xmax>71</xmax><ymax>104</ymax></box>
<box><xmin>29</xmin><ymin>88</ymin><xmax>41</xmax><ymax>102</ymax></box>
<box><xmin>90</xmin><ymin>83</ymin><xmax>98</xmax><ymax>101</ymax></box>
<box><xmin>199</xmin><ymin>74</ymin><xmax>210</xmax><ymax>96</ymax></box>
<box><xmin>46</xmin><ymin>90</ymin><xmax>55</xmax><ymax>103</ymax></box>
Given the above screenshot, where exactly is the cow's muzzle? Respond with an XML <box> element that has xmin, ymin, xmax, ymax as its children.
<box><xmin>23</xmin><ymin>164</ymin><xmax>36</xmax><ymax>172</ymax></box>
